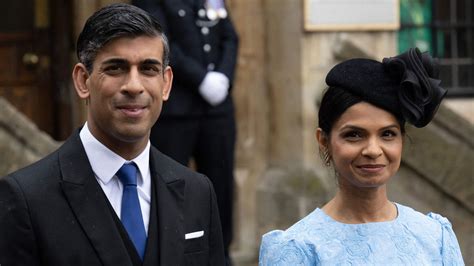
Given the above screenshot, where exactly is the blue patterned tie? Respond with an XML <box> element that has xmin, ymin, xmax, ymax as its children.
<box><xmin>116</xmin><ymin>163</ymin><xmax>147</xmax><ymax>260</ymax></box>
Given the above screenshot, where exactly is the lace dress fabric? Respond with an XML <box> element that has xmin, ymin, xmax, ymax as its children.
<box><xmin>259</xmin><ymin>203</ymin><xmax>464</xmax><ymax>266</ymax></box>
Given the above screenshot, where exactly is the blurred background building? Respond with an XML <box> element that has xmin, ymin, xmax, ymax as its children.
<box><xmin>0</xmin><ymin>0</ymin><xmax>472</xmax><ymax>265</ymax></box>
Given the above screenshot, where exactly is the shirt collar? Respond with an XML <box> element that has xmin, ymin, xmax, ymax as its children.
<box><xmin>79</xmin><ymin>122</ymin><xmax>150</xmax><ymax>185</ymax></box>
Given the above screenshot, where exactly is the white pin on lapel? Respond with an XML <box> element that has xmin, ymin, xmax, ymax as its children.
<box><xmin>185</xmin><ymin>230</ymin><xmax>204</xmax><ymax>240</ymax></box>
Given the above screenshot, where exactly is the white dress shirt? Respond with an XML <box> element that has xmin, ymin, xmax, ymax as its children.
<box><xmin>79</xmin><ymin>122</ymin><xmax>151</xmax><ymax>234</ymax></box>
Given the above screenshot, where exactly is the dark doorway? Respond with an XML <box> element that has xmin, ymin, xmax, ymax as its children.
<box><xmin>0</xmin><ymin>0</ymin><xmax>73</xmax><ymax>140</ymax></box>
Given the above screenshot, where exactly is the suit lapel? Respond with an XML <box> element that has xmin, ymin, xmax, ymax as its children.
<box><xmin>147</xmin><ymin>148</ymin><xmax>185</xmax><ymax>266</ymax></box>
<box><xmin>142</xmin><ymin>174</ymin><xmax>159</xmax><ymax>265</ymax></box>
<box><xmin>59</xmin><ymin>132</ymin><xmax>132</xmax><ymax>266</ymax></box>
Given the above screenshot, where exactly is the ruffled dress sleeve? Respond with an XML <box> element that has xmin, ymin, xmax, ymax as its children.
<box><xmin>427</xmin><ymin>212</ymin><xmax>465</xmax><ymax>265</ymax></box>
<box><xmin>259</xmin><ymin>230</ymin><xmax>316</xmax><ymax>266</ymax></box>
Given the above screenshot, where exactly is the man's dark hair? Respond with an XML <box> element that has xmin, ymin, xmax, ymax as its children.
<box><xmin>76</xmin><ymin>3</ymin><xmax>169</xmax><ymax>73</ymax></box>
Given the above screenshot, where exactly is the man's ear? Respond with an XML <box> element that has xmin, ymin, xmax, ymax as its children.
<box><xmin>161</xmin><ymin>66</ymin><xmax>173</xmax><ymax>101</ymax></box>
<box><xmin>72</xmin><ymin>63</ymin><xmax>90</xmax><ymax>99</ymax></box>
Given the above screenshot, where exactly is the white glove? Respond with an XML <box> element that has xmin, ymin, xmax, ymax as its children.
<box><xmin>198</xmin><ymin>71</ymin><xmax>229</xmax><ymax>106</ymax></box>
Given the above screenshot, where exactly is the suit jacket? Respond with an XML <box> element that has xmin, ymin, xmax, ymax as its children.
<box><xmin>133</xmin><ymin>0</ymin><xmax>239</xmax><ymax>117</ymax></box>
<box><xmin>0</xmin><ymin>131</ymin><xmax>225</xmax><ymax>266</ymax></box>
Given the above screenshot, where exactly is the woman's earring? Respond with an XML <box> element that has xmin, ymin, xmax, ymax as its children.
<box><xmin>323</xmin><ymin>150</ymin><xmax>331</xmax><ymax>166</ymax></box>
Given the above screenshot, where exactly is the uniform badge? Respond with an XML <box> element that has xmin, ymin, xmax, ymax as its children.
<box><xmin>205</xmin><ymin>0</ymin><xmax>227</xmax><ymax>20</ymax></box>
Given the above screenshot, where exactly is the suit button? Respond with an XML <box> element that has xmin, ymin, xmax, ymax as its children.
<box><xmin>201</xmin><ymin>27</ymin><xmax>209</xmax><ymax>35</ymax></box>
<box><xmin>207</xmin><ymin>63</ymin><xmax>215</xmax><ymax>71</ymax></box>
<box><xmin>178</xmin><ymin>9</ymin><xmax>186</xmax><ymax>17</ymax></box>
<box><xmin>203</xmin><ymin>44</ymin><xmax>211</xmax><ymax>52</ymax></box>
<box><xmin>198</xmin><ymin>9</ymin><xmax>206</xmax><ymax>18</ymax></box>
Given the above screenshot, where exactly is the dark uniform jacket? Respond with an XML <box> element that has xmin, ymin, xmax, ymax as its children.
<box><xmin>0</xmin><ymin>130</ymin><xmax>225</xmax><ymax>266</ymax></box>
<box><xmin>133</xmin><ymin>0</ymin><xmax>239</xmax><ymax>117</ymax></box>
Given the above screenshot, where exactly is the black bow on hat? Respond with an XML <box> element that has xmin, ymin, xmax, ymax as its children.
<box><xmin>382</xmin><ymin>48</ymin><xmax>446</xmax><ymax>127</ymax></box>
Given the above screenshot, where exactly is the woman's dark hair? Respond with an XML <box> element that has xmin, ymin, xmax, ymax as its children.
<box><xmin>318</xmin><ymin>86</ymin><xmax>406</xmax><ymax>136</ymax></box>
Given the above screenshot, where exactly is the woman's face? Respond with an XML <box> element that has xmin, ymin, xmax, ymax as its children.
<box><xmin>318</xmin><ymin>102</ymin><xmax>403</xmax><ymax>189</ymax></box>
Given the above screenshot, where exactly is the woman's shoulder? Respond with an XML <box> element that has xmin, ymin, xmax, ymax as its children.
<box><xmin>396</xmin><ymin>203</ymin><xmax>460</xmax><ymax>246</ymax></box>
<box><xmin>259</xmin><ymin>229</ymin><xmax>314</xmax><ymax>265</ymax></box>
<box><xmin>264</xmin><ymin>208</ymin><xmax>335</xmax><ymax>240</ymax></box>
<box><xmin>397</xmin><ymin>203</ymin><xmax>465</xmax><ymax>265</ymax></box>
<box><xmin>259</xmin><ymin>208</ymin><xmax>329</xmax><ymax>265</ymax></box>
<box><xmin>397</xmin><ymin>203</ymin><xmax>453</xmax><ymax>229</ymax></box>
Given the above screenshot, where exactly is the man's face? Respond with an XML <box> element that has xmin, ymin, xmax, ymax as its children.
<box><xmin>73</xmin><ymin>35</ymin><xmax>172</xmax><ymax>156</ymax></box>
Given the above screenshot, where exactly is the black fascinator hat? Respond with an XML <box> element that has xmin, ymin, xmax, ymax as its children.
<box><xmin>325</xmin><ymin>48</ymin><xmax>446</xmax><ymax>128</ymax></box>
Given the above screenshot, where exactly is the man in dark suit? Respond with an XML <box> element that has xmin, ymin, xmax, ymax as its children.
<box><xmin>0</xmin><ymin>3</ymin><xmax>225</xmax><ymax>266</ymax></box>
<box><xmin>131</xmin><ymin>1</ymin><xmax>239</xmax><ymax>263</ymax></box>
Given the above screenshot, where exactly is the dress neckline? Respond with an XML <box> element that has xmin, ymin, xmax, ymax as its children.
<box><xmin>317</xmin><ymin>202</ymin><xmax>402</xmax><ymax>225</ymax></box>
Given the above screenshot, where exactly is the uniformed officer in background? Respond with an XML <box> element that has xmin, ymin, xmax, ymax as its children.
<box><xmin>132</xmin><ymin>1</ymin><xmax>239</xmax><ymax>264</ymax></box>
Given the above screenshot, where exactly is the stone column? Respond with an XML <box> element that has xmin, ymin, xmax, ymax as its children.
<box><xmin>228</xmin><ymin>0</ymin><xmax>269</xmax><ymax>263</ymax></box>
<box><xmin>255</xmin><ymin>0</ymin><xmax>329</xmax><ymax>249</ymax></box>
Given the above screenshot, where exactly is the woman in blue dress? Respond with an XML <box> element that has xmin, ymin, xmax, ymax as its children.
<box><xmin>259</xmin><ymin>48</ymin><xmax>465</xmax><ymax>265</ymax></box>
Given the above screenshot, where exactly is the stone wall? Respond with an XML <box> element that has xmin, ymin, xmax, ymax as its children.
<box><xmin>0</xmin><ymin>97</ymin><xmax>59</xmax><ymax>176</ymax></box>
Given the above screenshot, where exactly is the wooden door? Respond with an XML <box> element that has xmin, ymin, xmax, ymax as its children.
<box><xmin>0</xmin><ymin>0</ymin><xmax>54</xmax><ymax>136</ymax></box>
